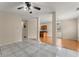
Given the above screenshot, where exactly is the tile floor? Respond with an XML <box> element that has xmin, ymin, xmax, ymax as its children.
<box><xmin>0</xmin><ymin>39</ymin><xmax>57</xmax><ymax>57</ymax></box>
<box><xmin>0</xmin><ymin>39</ymin><xmax>78</xmax><ymax>57</ymax></box>
<box><xmin>56</xmin><ymin>47</ymin><xmax>78</xmax><ymax>57</ymax></box>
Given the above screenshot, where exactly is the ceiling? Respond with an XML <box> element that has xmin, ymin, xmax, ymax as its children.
<box><xmin>0</xmin><ymin>2</ymin><xmax>79</xmax><ymax>20</ymax></box>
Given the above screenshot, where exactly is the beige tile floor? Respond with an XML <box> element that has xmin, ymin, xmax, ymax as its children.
<box><xmin>0</xmin><ymin>39</ymin><xmax>57</xmax><ymax>57</ymax></box>
<box><xmin>0</xmin><ymin>39</ymin><xmax>78</xmax><ymax>57</ymax></box>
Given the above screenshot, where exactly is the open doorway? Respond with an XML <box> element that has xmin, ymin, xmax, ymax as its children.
<box><xmin>56</xmin><ymin>18</ymin><xmax>78</xmax><ymax>51</ymax></box>
<box><xmin>39</xmin><ymin>14</ymin><xmax>53</xmax><ymax>45</ymax></box>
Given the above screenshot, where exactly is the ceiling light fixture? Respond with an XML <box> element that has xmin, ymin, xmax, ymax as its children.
<box><xmin>17</xmin><ymin>2</ymin><xmax>41</xmax><ymax>14</ymax></box>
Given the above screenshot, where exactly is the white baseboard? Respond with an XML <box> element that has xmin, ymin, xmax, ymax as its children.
<box><xmin>0</xmin><ymin>40</ymin><xmax>22</xmax><ymax>47</ymax></box>
<box><xmin>28</xmin><ymin>38</ymin><xmax>37</xmax><ymax>40</ymax></box>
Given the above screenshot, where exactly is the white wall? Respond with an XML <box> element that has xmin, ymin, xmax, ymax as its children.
<box><xmin>28</xmin><ymin>19</ymin><xmax>37</xmax><ymax>39</ymax></box>
<box><xmin>62</xmin><ymin>18</ymin><xmax>77</xmax><ymax>40</ymax></box>
<box><xmin>0</xmin><ymin>12</ymin><xmax>22</xmax><ymax>46</ymax></box>
<box><xmin>40</xmin><ymin>14</ymin><xmax>52</xmax><ymax>23</ymax></box>
<box><xmin>78</xmin><ymin>18</ymin><xmax>79</xmax><ymax>41</ymax></box>
<box><xmin>47</xmin><ymin>22</ymin><xmax>52</xmax><ymax>37</ymax></box>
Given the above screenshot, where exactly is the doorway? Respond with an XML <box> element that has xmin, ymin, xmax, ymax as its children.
<box><xmin>56</xmin><ymin>18</ymin><xmax>78</xmax><ymax>51</ymax></box>
<box><xmin>39</xmin><ymin>14</ymin><xmax>53</xmax><ymax>45</ymax></box>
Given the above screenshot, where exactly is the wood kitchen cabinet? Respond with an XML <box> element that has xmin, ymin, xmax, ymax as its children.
<box><xmin>40</xmin><ymin>25</ymin><xmax>53</xmax><ymax>44</ymax></box>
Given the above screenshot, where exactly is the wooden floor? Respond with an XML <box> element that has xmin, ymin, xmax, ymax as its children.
<box><xmin>40</xmin><ymin>38</ymin><xmax>79</xmax><ymax>51</ymax></box>
<box><xmin>62</xmin><ymin>39</ymin><xmax>78</xmax><ymax>51</ymax></box>
<box><xmin>40</xmin><ymin>37</ymin><xmax>53</xmax><ymax>45</ymax></box>
<box><xmin>57</xmin><ymin>39</ymin><xmax>78</xmax><ymax>51</ymax></box>
<box><xmin>77</xmin><ymin>41</ymin><xmax>79</xmax><ymax>51</ymax></box>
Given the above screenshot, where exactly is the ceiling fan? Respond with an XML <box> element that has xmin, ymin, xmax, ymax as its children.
<box><xmin>17</xmin><ymin>2</ymin><xmax>41</xmax><ymax>14</ymax></box>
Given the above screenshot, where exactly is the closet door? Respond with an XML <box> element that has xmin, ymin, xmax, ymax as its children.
<box><xmin>22</xmin><ymin>21</ymin><xmax>28</xmax><ymax>41</ymax></box>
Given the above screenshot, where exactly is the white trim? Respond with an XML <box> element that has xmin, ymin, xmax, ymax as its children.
<box><xmin>0</xmin><ymin>40</ymin><xmax>22</xmax><ymax>47</ymax></box>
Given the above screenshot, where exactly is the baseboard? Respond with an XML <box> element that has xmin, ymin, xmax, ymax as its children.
<box><xmin>28</xmin><ymin>38</ymin><xmax>37</xmax><ymax>40</ymax></box>
<box><xmin>0</xmin><ymin>40</ymin><xmax>22</xmax><ymax>47</ymax></box>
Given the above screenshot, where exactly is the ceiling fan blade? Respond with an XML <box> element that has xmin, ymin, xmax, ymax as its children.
<box><xmin>33</xmin><ymin>6</ymin><xmax>41</xmax><ymax>10</ymax></box>
<box><xmin>17</xmin><ymin>7</ymin><xmax>24</xmax><ymax>9</ymax></box>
